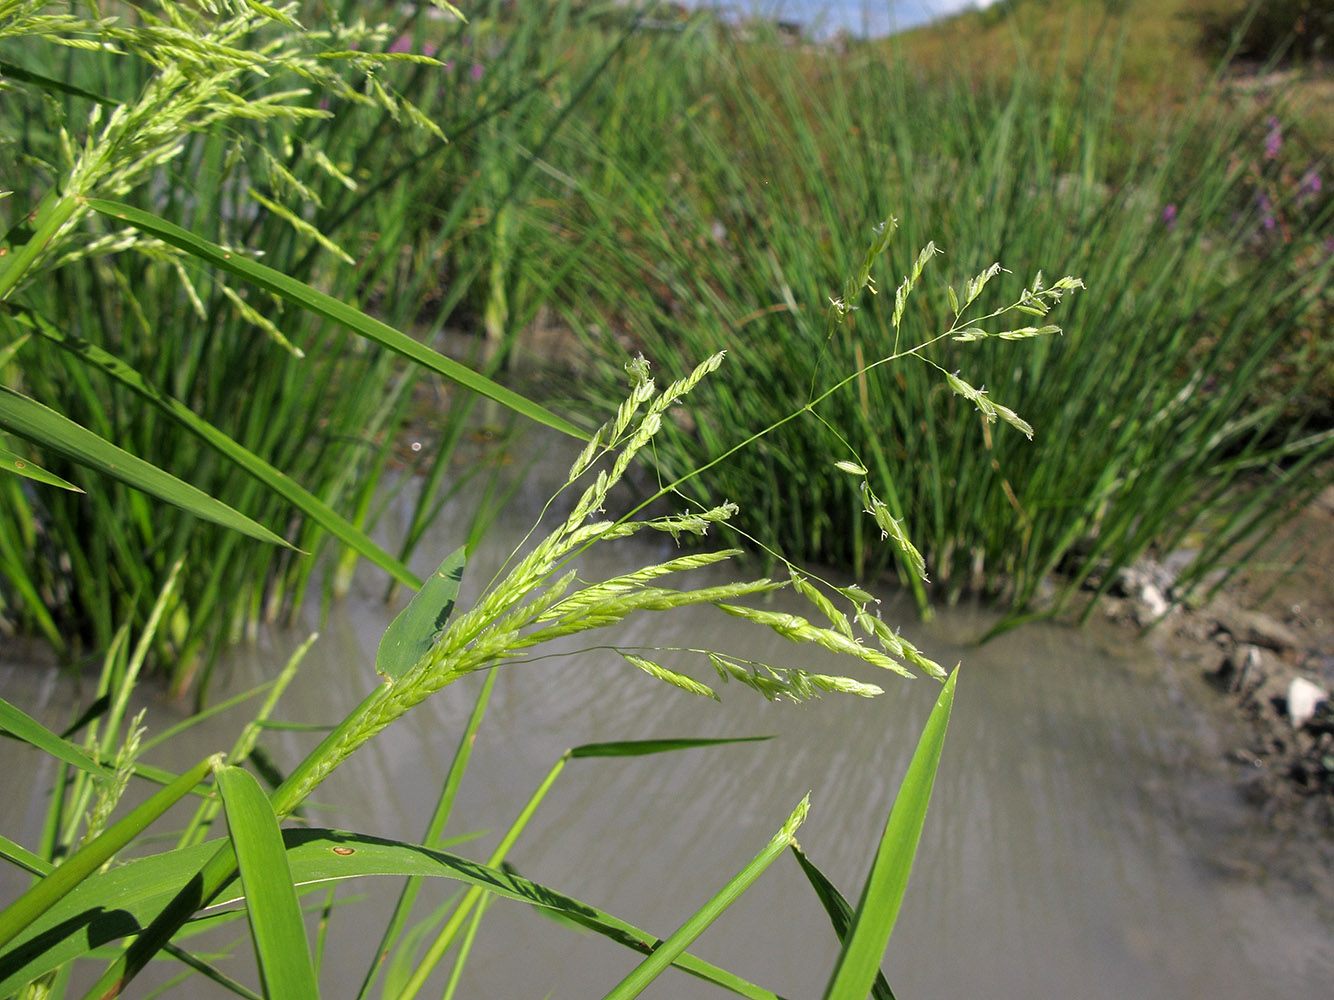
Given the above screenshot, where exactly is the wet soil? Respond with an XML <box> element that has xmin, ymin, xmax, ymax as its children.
<box><xmin>1094</xmin><ymin>485</ymin><xmax>1334</xmax><ymax>900</ymax></box>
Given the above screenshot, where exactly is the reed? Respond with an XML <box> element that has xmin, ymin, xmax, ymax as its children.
<box><xmin>538</xmin><ymin>12</ymin><xmax>1334</xmax><ymax>624</ymax></box>
<box><xmin>0</xmin><ymin>0</ymin><xmax>629</xmax><ymax>693</ymax></box>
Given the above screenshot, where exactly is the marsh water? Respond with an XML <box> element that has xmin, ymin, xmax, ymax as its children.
<box><xmin>3</xmin><ymin>425</ymin><xmax>1332</xmax><ymax>998</ymax></box>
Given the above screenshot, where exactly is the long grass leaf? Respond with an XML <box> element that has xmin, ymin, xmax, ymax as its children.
<box><xmin>0</xmin><ymin>833</ymin><xmax>261</xmax><ymax>1000</ymax></box>
<box><xmin>85</xmin><ymin>199</ymin><xmax>588</xmax><ymax>441</ymax></box>
<box><xmin>569</xmin><ymin>735</ymin><xmax>774</xmax><ymax>758</ymax></box>
<box><xmin>822</xmin><ymin>668</ymin><xmax>956</xmax><ymax>1000</ymax></box>
<box><xmin>14</xmin><ymin>307</ymin><xmax>420</xmax><ymax>588</ymax></box>
<box><xmin>216</xmin><ymin>766</ymin><xmax>320</xmax><ymax>1000</ymax></box>
<box><xmin>0</xmin><ymin>58</ymin><xmax>117</xmax><ymax>106</ymax></box>
<box><xmin>790</xmin><ymin>846</ymin><xmax>895</xmax><ymax>1000</ymax></box>
<box><xmin>0</xmin><ymin>835</ymin><xmax>52</xmax><ymax>880</ymax></box>
<box><xmin>0</xmin><ymin>441</ymin><xmax>82</xmax><ymax>490</ymax></box>
<box><xmin>0</xmin><ymin>387</ymin><xmax>292</xmax><ymax>548</ymax></box>
<box><xmin>0</xmin><ymin>830</ymin><xmax>782</xmax><ymax>1000</ymax></box>
<box><xmin>0</xmin><ymin>697</ymin><xmax>113</xmax><ymax>780</ymax></box>
<box><xmin>0</xmin><ymin>756</ymin><xmax>218</xmax><ymax>953</ymax></box>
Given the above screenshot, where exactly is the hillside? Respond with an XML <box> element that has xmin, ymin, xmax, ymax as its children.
<box><xmin>882</xmin><ymin>0</ymin><xmax>1333</xmax><ymax>153</ymax></box>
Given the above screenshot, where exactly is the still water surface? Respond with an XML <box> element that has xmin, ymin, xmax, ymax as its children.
<box><xmin>3</xmin><ymin>428</ymin><xmax>1331</xmax><ymax>997</ymax></box>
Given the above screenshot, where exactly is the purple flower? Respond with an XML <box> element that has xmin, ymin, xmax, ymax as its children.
<box><xmin>1161</xmin><ymin>203</ymin><xmax>1177</xmax><ymax>231</ymax></box>
<box><xmin>388</xmin><ymin>34</ymin><xmax>437</xmax><ymax>58</ymax></box>
<box><xmin>443</xmin><ymin>58</ymin><xmax>455</xmax><ymax>73</ymax></box>
<box><xmin>1256</xmin><ymin>192</ymin><xmax>1276</xmax><ymax>230</ymax></box>
<box><xmin>1299</xmin><ymin>169</ymin><xmax>1322</xmax><ymax>202</ymax></box>
<box><xmin>470</xmin><ymin>62</ymin><xmax>484</xmax><ymax>82</ymax></box>
<box><xmin>1264</xmin><ymin>116</ymin><xmax>1282</xmax><ymax>161</ymax></box>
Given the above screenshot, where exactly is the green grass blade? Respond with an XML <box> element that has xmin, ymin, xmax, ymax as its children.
<box><xmin>1</xmin><ymin>830</ymin><xmax>782</xmax><ymax>1000</ymax></box>
<box><xmin>85</xmin><ymin>199</ymin><xmax>588</xmax><ymax>442</ymax></box>
<box><xmin>569</xmin><ymin>735</ymin><xmax>774</xmax><ymax>758</ymax></box>
<box><xmin>600</xmin><ymin>795</ymin><xmax>811</xmax><ymax>1000</ymax></box>
<box><xmin>0</xmin><ymin>840</ymin><xmax>230</xmax><ymax>995</ymax></box>
<box><xmin>822</xmin><ymin>668</ymin><xmax>957</xmax><ymax>1000</ymax></box>
<box><xmin>376</xmin><ymin>547</ymin><xmax>466</xmax><ymax>681</ymax></box>
<box><xmin>0</xmin><ymin>835</ymin><xmax>52</xmax><ymax>880</ymax></box>
<box><xmin>0</xmin><ymin>386</ymin><xmax>291</xmax><ymax>549</ymax></box>
<box><xmin>0</xmin><ymin>58</ymin><xmax>117</xmax><ymax>106</ymax></box>
<box><xmin>155</xmin><ymin>942</ymin><xmax>264</xmax><ymax>1000</ymax></box>
<box><xmin>357</xmin><ymin>668</ymin><xmax>497</xmax><ymax>1000</ymax></box>
<box><xmin>0</xmin><ymin>331</ymin><xmax>30</xmax><ymax>370</ymax></box>
<box><xmin>790</xmin><ymin>846</ymin><xmax>896</xmax><ymax>1000</ymax></box>
<box><xmin>0</xmin><ymin>697</ymin><xmax>113</xmax><ymax>780</ymax></box>
<box><xmin>0</xmin><ymin>441</ymin><xmax>82</xmax><ymax>490</ymax></box>
<box><xmin>0</xmin><ymin>830</ymin><xmax>261</xmax><ymax>1000</ymax></box>
<box><xmin>15</xmin><ymin>307</ymin><xmax>420</xmax><ymax>589</ymax></box>
<box><xmin>0</xmin><ymin>755</ymin><xmax>218</xmax><ymax>953</ymax></box>
<box><xmin>138</xmin><ymin>684</ymin><xmax>274</xmax><ymax>756</ymax></box>
<box><xmin>392</xmin><ymin>756</ymin><xmax>571</xmax><ymax>1000</ymax></box>
<box><xmin>216</xmin><ymin>765</ymin><xmax>320</xmax><ymax>1000</ymax></box>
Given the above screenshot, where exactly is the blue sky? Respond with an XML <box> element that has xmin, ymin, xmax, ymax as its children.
<box><xmin>684</xmin><ymin>1</ymin><xmax>1000</xmax><ymax>39</ymax></box>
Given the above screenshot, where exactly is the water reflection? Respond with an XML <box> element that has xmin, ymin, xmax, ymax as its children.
<box><xmin>2</xmin><ymin>428</ymin><xmax>1331</xmax><ymax>998</ymax></box>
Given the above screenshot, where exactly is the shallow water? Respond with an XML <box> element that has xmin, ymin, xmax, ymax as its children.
<box><xmin>3</xmin><ymin>427</ymin><xmax>1332</xmax><ymax>998</ymax></box>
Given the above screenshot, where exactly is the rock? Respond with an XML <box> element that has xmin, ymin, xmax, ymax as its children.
<box><xmin>1209</xmin><ymin>644</ymin><xmax>1265</xmax><ymax>694</ymax></box>
<box><xmin>1287</xmin><ymin>676</ymin><xmax>1329</xmax><ymax>729</ymax></box>
<box><xmin>1212</xmin><ymin>601</ymin><xmax>1302</xmax><ymax>652</ymax></box>
<box><xmin>1315</xmin><ymin>483</ymin><xmax>1334</xmax><ymax>515</ymax></box>
<box><xmin>1161</xmin><ymin>548</ymin><xmax>1198</xmax><ymax>581</ymax></box>
<box><xmin>1115</xmin><ymin>563</ymin><xmax>1173</xmax><ymax>625</ymax></box>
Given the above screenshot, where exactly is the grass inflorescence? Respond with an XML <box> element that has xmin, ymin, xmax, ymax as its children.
<box><xmin>0</xmin><ymin>7</ymin><xmax>980</xmax><ymax>997</ymax></box>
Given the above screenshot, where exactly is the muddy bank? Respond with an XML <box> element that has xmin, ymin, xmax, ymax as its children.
<box><xmin>1096</xmin><ymin>485</ymin><xmax>1334</xmax><ymax>876</ymax></box>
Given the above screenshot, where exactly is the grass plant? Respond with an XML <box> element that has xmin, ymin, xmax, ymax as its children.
<box><xmin>0</xmin><ymin>0</ymin><xmax>628</xmax><ymax>694</ymax></box>
<box><xmin>1</xmin><ymin>204</ymin><xmax>969</xmax><ymax>1000</ymax></box>
<box><xmin>0</xmin><ymin>4</ymin><xmax>1018</xmax><ymax>996</ymax></box>
<box><xmin>4</xmin><ymin>1</ymin><xmax>1325</xmax><ymax>992</ymax></box>
<box><xmin>535</xmin><ymin>11</ymin><xmax>1334</xmax><ymax>624</ymax></box>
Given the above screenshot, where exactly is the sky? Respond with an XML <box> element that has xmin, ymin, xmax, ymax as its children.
<box><xmin>683</xmin><ymin>1</ymin><xmax>1001</xmax><ymax>39</ymax></box>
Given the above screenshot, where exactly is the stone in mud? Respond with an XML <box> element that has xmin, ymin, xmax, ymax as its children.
<box><xmin>1114</xmin><ymin>564</ymin><xmax>1172</xmax><ymax>625</ymax></box>
<box><xmin>1209</xmin><ymin>644</ymin><xmax>1265</xmax><ymax>695</ymax></box>
<box><xmin>1287</xmin><ymin>676</ymin><xmax>1328</xmax><ymax>730</ymax></box>
<box><xmin>1210</xmin><ymin>599</ymin><xmax>1302</xmax><ymax>652</ymax></box>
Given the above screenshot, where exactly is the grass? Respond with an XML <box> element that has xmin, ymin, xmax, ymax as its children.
<box><xmin>5</xmin><ymin>1</ymin><xmax>1329</xmax><ymax>674</ymax></box>
<box><xmin>517</xmin><ymin>5</ymin><xmax>1334</xmax><ymax>625</ymax></box>
<box><xmin>4</xmin><ymin>0</ymin><xmax>1325</xmax><ymax>995</ymax></box>
<box><xmin>0</xmin><ymin>4</ymin><xmax>987</xmax><ymax>996</ymax></box>
<box><xmin>0</xmin><ymin>0</ymin><xmax>632</xmax><ymax>694</ymax></box>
